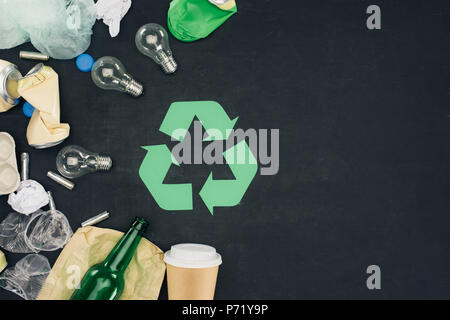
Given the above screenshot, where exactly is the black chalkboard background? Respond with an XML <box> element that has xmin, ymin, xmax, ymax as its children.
<box><xmin>0</xmin><ymin>0</ymin><xmax>449</xmax><ymax>299</ymax></box>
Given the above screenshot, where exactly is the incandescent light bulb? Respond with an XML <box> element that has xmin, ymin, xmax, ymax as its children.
<box><xmin>91</xmin><ymin>56</ymin><xmax>143</xmax><ymax>97</ymax></box>
<box><xmin>56</xmin><ymin>145</ymin><xmax>112</xmax><ymax>179</ymax></box>
<box><xmin>135</xmin><ymin>23</ymin><xmax>178</xmax><ymax>74</ymax></box>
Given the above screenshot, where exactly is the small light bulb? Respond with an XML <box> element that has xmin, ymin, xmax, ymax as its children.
<box><xmin>91</xmin><ymin>56</ymin><xmax>143</xmax><ymax>97</ymax></box>
<box><xmin>56</xmin><ymin>145</ymin><xmax>112</xmax><ymax>179</ymax></box>
<box><xmin>135</xmin><ymin>23</ymin><xmax>178</xmax><ymax>74</ymax></box>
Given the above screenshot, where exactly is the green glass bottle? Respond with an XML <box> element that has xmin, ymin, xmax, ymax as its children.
<box><xmin>71</xmin><ymin>217</ymin><xmax>148</xmax><ymax>300</ymax></box>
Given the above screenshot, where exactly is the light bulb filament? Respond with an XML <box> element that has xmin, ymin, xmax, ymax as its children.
<box><xmin>146</xmin><ymin>35</ymin><xmax>158</xmax><ymax>45</ymax></box>
<box><xmin>101</xmin><ymin>68</ymin><xmax>114</xmax><ymax>78</ymax></box>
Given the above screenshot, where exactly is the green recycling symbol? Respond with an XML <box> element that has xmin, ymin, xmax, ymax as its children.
<box><xmin>139</xmin><ymin>101</ymin><xmax>258</xmax><ymax>215</ymax></box>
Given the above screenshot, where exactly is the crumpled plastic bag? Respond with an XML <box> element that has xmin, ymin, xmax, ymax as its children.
<box><xmin>0</xmin><ymin>0</ymin><xmax>96</xmax><ymax>60</ymax></box>
<box><xmin>38</xmin><ymin>226</ymin><xmax>166</xmax><ymax>300</ymax></box>
<box><xmin>8</xmin><ymin>180</ymin><xmax>49</xmax><ymax>215</ymax></box>
<box><xmin>96</xmin><ymin>0</ymin><xmax>131</xmax><ymax>37</ymax></box>
<box><xmin>0</xmin><ymin>209</ymin><xmax>72</xmax><ymax>254</ymax></box>
<box><xmin>167</xmin><ymin>0</ymin><xmax>237</xmax><ymax>42</ymax></box>
<box><xmin>0</xmin><ymin>2</ymin><xmax>28</xmax><ymax>49</ymax></box>
<box><xmin>0</xmin><ymin>254</ymin><xmax>51</xmax><ymax>300</ymax></box>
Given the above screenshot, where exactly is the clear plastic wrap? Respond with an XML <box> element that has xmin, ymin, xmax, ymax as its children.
<box><xmin>0</xmin><ymin>254</ymin><xmax>51</xmax><ymax>300</ymax></box>
<box><xmin>0</xmin><ymin>0</ymin><xmax>96</xmax><ymax>59</ymax></box>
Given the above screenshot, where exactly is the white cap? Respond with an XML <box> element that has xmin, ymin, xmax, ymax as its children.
<box><xmin>164</xmin><ymin>243</ymin><xmax>222</xmax><ymax>269</ymax></box>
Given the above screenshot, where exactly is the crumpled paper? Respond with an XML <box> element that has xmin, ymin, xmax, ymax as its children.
<box><xmin>96</xmin><ymin>0</ymin><xmax>131</xmax><ymax>37</ymax></box>
<box><xmin>7</xmin><ymin>180</ymin><xmax>49</xmax><ymax>215</ymax></box>
<box><xmin>38</xmin><ymin>226</ymin><xmax>166</xmax><ymax>300</ymax></box>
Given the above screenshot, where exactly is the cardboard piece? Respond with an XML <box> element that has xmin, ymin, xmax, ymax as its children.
<box><xmin>0</xmin><ymin>132</ymin><xmax>20</xmax><ymax>195</ymax></box>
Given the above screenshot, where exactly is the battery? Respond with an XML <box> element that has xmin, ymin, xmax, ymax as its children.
<box><xmin>19</xmin><ymin>51</ymin><xmax>50</xmax><ymax>61</ymax></box>
<box><xmin>81</xmin><ymin>211</ymin><xmax>110</xmax><ymax>227</ymax></box>
<box><xmin>47</xmin><ymin>171</ymin><xmax>75</xmax><ymax>190</ymax></box>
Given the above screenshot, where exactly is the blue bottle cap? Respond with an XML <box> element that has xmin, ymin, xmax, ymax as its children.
<box><xmin>23</xmin><ymin>102</ymin><xmax>35</xmax><ymax>118</ymax></box>
<box><xmin>76</xmin><ymin>54</ymin><xmax>94</xmax><ymax>72</ymax></box>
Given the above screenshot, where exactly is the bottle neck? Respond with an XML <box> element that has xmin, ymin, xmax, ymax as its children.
<box><xmin>102</xmin><ymin>219</ymin><xmax>147</xmax><ymax>272</ymax></box>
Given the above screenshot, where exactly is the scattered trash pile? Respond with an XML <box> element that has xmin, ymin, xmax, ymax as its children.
<box><xmin>0</xmin><ymin>0</ymin><xmax>235</xmax><ymax>300</ymax></box>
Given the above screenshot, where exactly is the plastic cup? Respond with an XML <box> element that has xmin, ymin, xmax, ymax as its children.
<box><xmin>164</xmin><ymin>243</ymin><xmax>222</xmax><ymax>300</ymax></box>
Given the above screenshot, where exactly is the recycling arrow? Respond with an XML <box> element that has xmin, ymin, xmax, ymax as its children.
<box><xmin>159</xmin><ymin>101</ymin><xmax>238</xmax><ymax>142</ymax></box>
<box><xmin>139</xmin><ymin>144</ymin><xmax>193</xmax><ymax>211</ymax></box>
<box><xmin>140</xmin><ymin>101</ymin><xmax>258</xmax><ymax>214</ymax></box>
<box><xmin>199</xmin><ymin>140</ymin><xmax>258</xmax><ymax>215</ymax></box>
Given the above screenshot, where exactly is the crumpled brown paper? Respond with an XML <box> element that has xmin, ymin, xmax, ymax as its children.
<box><xmin>37</xmin><ymin>226</ymin><xmax>166</xmax><ymax>300</ymax></box>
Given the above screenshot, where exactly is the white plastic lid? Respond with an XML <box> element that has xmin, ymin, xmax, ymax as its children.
<box><xmin>164</xmin><ymin>243</ymin><xmax>222</xmax><ymax>269</ymax></box>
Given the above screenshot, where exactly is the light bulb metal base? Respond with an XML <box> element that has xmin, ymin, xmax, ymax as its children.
<box><xmin>161</xmin><ymin>56</ymin><xmax>177</xmax><ymax>74</ymax></box>
<box><xmin>125</xmin><ymin>79</ymin><xmax>143</xmax><ymax>97</ymax></box>
<box><xmin>95</xmin><ymin>155</ymin><xmax>112</xmax><ymax>171</ymax></box>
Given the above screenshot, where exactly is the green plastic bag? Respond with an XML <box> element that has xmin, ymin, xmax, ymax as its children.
<box><xmin>167</xmin><ymin>0</ymin><xmax>237</xmax><ymax>42</ymax></box>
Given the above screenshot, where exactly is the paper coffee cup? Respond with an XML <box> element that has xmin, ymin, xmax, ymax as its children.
<box><xmin>164</xmin><ymin>243</ymin><xmax>222</xmax><ymax>300</ymax></box>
